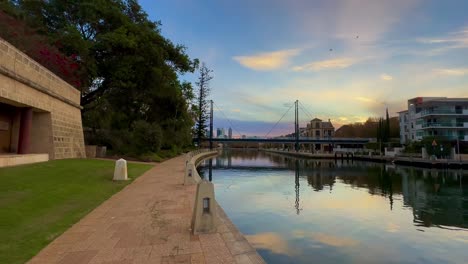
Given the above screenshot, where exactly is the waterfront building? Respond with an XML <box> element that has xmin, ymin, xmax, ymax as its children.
<box><xmin>228</xmin><ymin>127</ymin><xmax>232</xmax><ymax>139</ymax></box>
<box><xmin>398</xmin><ymin>97</ymin><xmax>468</xmax><ymax>144</ymax></box>
<box><xmin>305</xmin><ymin>118</ymin><xmax>335</xmax><ymax>152</ymax></box>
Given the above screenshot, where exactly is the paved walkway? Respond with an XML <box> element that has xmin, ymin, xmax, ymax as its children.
<box><xmin>28</xmin><ymin>155</ymin><xmax>265</xmax><ymax>264</ymax></box>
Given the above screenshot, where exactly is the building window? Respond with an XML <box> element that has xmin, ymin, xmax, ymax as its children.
<box><xmin>315</xmin><ymin>130</ymin><xmax>320</xmax><ymax>137</ymax></box>
<box><xmin>315</xmin><ymin>123</ymin><xmax>320</xmax><ymax>129</ymax></box>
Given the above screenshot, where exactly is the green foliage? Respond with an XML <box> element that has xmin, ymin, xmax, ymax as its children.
<box><xmin>2</xmin><ymin>0</ymin><xmax>198</xmax><ymax>155</ymax></box>
<box><xmin>0</xmin><ymin>159</ymin><xmax>152</xmax><ymax>264</ymax></box>
<box><xmin>403</xmin><ymin>141</ymin><xmax>424</xmax><ymax>153</ymax></box>
<box><xmin>195</xmin><ymin>63</ymin><xmax>213</xmax><ymax>143</ymax></box>
<box><xmin>420</xmin><ymin>137</ymin><xmax>452</xmax><ymax>157</ymax></box>
<box><xmin>132</xmin><ymin>120</ymin><xmax>162</xmax><ymax>153</ymax></box>
<box><xmin>335</xmin><ymin>117</ymin><xmax>400</xmax><ymax>138</ymax></box>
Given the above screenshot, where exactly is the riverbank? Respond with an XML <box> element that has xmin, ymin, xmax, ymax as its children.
<box><xmin>263</xmin><ymin>149</ymin><xmax>468</xmax><ymax>169</ymax></box>
<box><xmin>28</xmin><ymin>154</ymin><xmax>264</xmax><ymax>264</ymax></box>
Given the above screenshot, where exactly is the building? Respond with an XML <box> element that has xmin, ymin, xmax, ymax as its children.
<box><xmin>0</xmin><ymin>38</ymin><xmax>85</xmax><ymax>166</ymax></box>
<box><xmin>216</xmin><ymin>128</ymin><xmax>225</xmax><ymax>138</ymax></box>
<box><xmin>305</xmin><ymin>118</ymin><xmax>335</xmax><ymax>152</ymax></box>
<box><xmin>228</xmin><ymin>127</ymin><xmax>232</xmax><ymax>139</ymax></box>
<box><xmin>398</xmin><ymin>97</ymin><xmax>468</xmax><ymax>144</ymax></box>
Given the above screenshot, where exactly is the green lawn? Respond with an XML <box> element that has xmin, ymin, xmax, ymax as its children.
<box><xmin>0</xmin><ymin>159</ymin><xmax>153</xmax><ymax>264</ymax></box>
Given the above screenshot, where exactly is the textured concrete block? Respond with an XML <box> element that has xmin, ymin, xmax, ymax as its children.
<box><xmin>113</xmin><ymin>159</ymin><xmax>128</xmax><ymax>181</ymax></box>
<box><xmin>191</xmin><ymin>180</ymin><xmax>217</xmax><ymax>234</ymax></box>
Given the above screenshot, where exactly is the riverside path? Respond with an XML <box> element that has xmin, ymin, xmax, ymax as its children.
<box><xmin>28</xmin><ymin>155</ymin><xmax>264</xmax><ymax>264</ymax></box>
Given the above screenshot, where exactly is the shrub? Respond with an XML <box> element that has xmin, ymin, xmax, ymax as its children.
<box><xmin>132</xmin><ymin>120</ymin><xmax>162</xmax><ymax>154</ymax></box>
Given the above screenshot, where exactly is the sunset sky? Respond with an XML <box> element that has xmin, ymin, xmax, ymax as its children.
<box><xmin>140</xmin><ymin>0</ymin><xmax>468</xmax><ymax>136</ymax></box>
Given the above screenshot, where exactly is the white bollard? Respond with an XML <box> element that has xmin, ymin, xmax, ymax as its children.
<box><xmin>113</xmin><ymin>158</ymin><xmax>128</xmax><ymax>181</ymax></box>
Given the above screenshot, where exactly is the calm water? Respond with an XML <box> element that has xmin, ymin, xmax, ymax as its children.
<box><xmin>198</xmin><ymin>150</ymin><xmax>468</xmax><ymax>264</ymax></box>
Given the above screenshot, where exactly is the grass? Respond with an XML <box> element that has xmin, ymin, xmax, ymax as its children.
<box><xmin>0</xmin><ymin>159</ymin><xmax>153</xmax><ymax>264</ymax></box>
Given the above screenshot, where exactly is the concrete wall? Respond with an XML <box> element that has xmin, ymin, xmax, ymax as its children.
<box><xmin>0</xmin><ymin>38</ymin><xmax>85</xmax><ymax>159</ymax></box>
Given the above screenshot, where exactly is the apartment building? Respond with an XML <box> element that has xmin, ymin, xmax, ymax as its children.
<box><xmin>398</xmin><ymin>97</ymin><xmax>468</xmax><ymax>144</ymax></box>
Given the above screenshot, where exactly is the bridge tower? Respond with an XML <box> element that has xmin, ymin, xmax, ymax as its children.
<box><xmin>294</xmin><ymin>100</ymin><xmax>299</xmax><ymax>152</ymax></box>
<box><xmin>209</xmin><ymin>100</ymin><xmax>213</xmax><ymax>150</ymax></box>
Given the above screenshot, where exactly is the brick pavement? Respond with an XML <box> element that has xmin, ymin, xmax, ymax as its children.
<box><xmin>27</xmin><ymin>155</ymin><xmax>265</xmax><ymax>264</ymax></box>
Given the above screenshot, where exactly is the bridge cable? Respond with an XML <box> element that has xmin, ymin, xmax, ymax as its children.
<box><xmin>264</xmin><ymin>102</ymin><xmax>295</xmax><ymax>138</ymax></box>
<box><xmin>212</xmin><ymin>101</ymin><xmax>244</xmax><ymax>137</ymax></box>
<box><xmin>298</xmin><ymin>101</ymin><xmax>314</xmax><ymax>121</ymax></box>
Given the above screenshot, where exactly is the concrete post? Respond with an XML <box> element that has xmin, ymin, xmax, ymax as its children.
<box><xmin>113</xmin><ymin>159</ymin><xmax>128</xmax><ymax>181</ymax></box>
<box><xmin>184</xmin><ymin>162</ymin><xmax>197</xmax><ymax>185</ymax></box>
<box><xmin>191</xmin><ymin>180</ymin><xmax>217</xmax><ymax>234</ymax></box>
<box><xmin>18</xmin><ymin>107</ymin><xmax>33</xmax><ymax>154</ymax></box>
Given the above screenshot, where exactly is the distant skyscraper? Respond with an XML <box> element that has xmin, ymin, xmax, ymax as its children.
<box><xmin>228</xmin><ymin>127</ymin><xmax>232</xmax><ymax>139</ymax></box>
<box><xmin>216</xmin><ymin>128</ymin><xmax>222</xmax><ymax>138</ymax></box>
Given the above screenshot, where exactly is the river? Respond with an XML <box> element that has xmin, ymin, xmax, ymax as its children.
<box><xmin>198</xmin><ymin>149</ymin><xmax>468</xmax><ymax>264</ymax></box>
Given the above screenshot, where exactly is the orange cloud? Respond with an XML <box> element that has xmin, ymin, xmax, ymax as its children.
<box><xmin>292</xmin><ymin>58</ymin><xmax>356</xmax><ymax>72</ymax></box>
<box><xmin>245</xmin><ymin>232</ymin><xmax>294</xmax><ymax>255</ymax></box>
<box><xmin>233</xmin><ymin>49</ymin><xmax>301</xmax><ymax>71</ymax></box>
<box><xmin>380</xmin><ymin>74</ymin><xmax>393</xmax><ymax>81</ymax></box>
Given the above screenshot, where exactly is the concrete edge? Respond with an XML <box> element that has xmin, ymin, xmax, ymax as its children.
<box><xmin>187</xmin><ymin>149</ymin><xmax>267</xmax><ymax>263</ymax></box>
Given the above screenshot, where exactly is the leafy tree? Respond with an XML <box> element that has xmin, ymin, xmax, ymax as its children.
<box><xmin>195</xmin><ymin>62</ymin><xmax>213</xmax><ymax>145</ymax></box>
<box><xmin>2</xmin><ymin>0</ymin><xmax>200</xmax><ymax>156</ymax></box>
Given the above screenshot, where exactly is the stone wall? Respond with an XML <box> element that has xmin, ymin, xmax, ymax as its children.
<box><xmin>0</xmin><ymin>38</ymin><xmax>85</xmax><ymax>159</ymax></box>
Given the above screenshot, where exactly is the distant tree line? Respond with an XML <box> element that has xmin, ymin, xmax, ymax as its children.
<box><xmin>0</xmin><ymin>0</ymin><xmax>205</xmax><ymax>159</ymax></box>
<box><xmin>335</xmin><ymin>116</ymin><xmax>400</xmax><ymax>139</ymax></box>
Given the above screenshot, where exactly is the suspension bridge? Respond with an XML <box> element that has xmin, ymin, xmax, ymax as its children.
<box><xmin>196</xmin><ymin>99</ymin><xmax>371</xmax><ymax>150</ymax></box>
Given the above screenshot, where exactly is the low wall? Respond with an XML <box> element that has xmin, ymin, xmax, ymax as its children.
<box><xmin>0</xmin><ymin>153</ymin><xmax>49</xmax><ymax>167</ymax></box>
<box><xmin>185</xmin><ymin>149</ymin><xmax>219</xmax><ymax>183</ymax></box>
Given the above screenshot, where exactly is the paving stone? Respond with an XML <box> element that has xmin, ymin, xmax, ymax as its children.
<box><xmin>27</xmin><ymin>156</ymin><xmax>264</xmax><ymax>264</ymax></box>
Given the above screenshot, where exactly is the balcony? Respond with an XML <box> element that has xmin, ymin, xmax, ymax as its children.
<box><xmin>420</xmin><ymin>109</ymin><xmax>464</xmax><ymax>116</ymax></box>
<box><xmin>421</xmin><ymin>122</ymin><xmax>466</xmax><ymax>128</ymax></box>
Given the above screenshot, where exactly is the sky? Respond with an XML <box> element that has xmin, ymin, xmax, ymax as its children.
<box><xmin>139</xmin><ymin>0</ymin><xmax>468</xmax><ymax>136</ymax></box>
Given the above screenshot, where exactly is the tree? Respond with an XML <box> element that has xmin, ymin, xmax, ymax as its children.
<box><xmin>195</xmin><ymin>63</ymin><xmax>213</xmax><ymax>146</ymax></box>
<box><xmin>384</xmin><ymin>108</ymin><xmax>390</xmax><ymax>143</ymax></box>
<box><xmin>1</xmin><ymin>0</ymin><xmax>200</xmax><ymax>155</ymax></box>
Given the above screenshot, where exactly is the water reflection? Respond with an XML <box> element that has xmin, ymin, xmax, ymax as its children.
<box><xmin>199</xmin><ymin>149</ymin><xmax>468</xmax><ymax>264</ymax></box>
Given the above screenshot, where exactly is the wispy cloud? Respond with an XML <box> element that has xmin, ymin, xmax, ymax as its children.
<box><xmin>233</xmin><ymin>49</ymin><xmax>301</xmax><ymax>71</ymax></box>
<box><xmin>380</xmin><ymin>74</ymin><xmax>393</xmax><ymax>81</ymax></box>
<box><xmin>292</xmin><ymin>58</ymin><xmax>356</xmax><ymax>72</ymax></box>
<box><xmin>433</xmin><ymin>68</ymin><xmax>468</xmax><ymax>76</ymax></box>
<box><xmin>355</xmin><ymin>96</ymin><xmax>375</xmax><ymax>103</ymax></box>
<box><xmin>416</xmin><ymin>27</ymin><xmax>468</xmax><ymax>55</ymax></box>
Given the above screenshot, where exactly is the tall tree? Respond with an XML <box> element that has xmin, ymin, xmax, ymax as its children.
<box><xmin>195</xmin><ymin>63</ymin><xmax>213</xmax><ymax>146</ymax></box>
<box><xmin>1</xmin><ymin>0</ymin><xmax>200</xmax><ymax>154</ymax></box>
<box><xmin>384</xmin><ymin>108</ymin><xmax>390</xmax><ymax>143</ymax></box>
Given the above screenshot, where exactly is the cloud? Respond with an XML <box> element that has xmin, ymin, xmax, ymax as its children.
<box><xmin>433</xmin><ymin>68</ymin><xmax>468</xmax><ymax>76</ymax></box>
<box><xmin>231</xmin><ymin>108</ymin><xmax>241</xmax><ymax>113</ymax></box>
<box><xmin>293</xmin><ymin>230</ymin><xmax>360</xmax><ymax>247</ymax></box>
<box><xmin>355</xmin><ymin>96</ymin><xmax>375</xmax><ymax>103</ymax></box>
<box><xmin>233</xmin><ymin>49</ymin><xmax>301</xmax><ymax>71</ymax></box>
<box><xmin>245</xmin><ymin>232</ymin><xmax>296</xmax><ymax>256</ymax></box>
<box><xmin>380</xmin><ymin>74</ymin><xmax>393</xmax><ymax>81</ymax></box>
<box><xmin>311</xmin><ymin>233</ymin><xmax>360</xmax><ymax>247</ymax></box>
<box><xmin>417</xmin><ymin>27</ymin><xmax>468</xmax><ymax>55</ymax></box>
<box><xmin>292</xmin><ymin>58</ymin><xmax>356</xmax><ymax>72</ymax></box>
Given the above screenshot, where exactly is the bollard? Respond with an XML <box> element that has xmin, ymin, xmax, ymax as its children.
<box><xmin>191</xmin><ymin>180</ymin><xmax>217</xmax><ymax>234</ymax></box>
<box><xmin>184</xmin><ymin>162</ymin><xmax>197</xmax><ymax>185</ymax></box>
<box><xmin>113</xmin><ymin>158</ymin><xmax>128</xmax><ymax>181</ymax></box>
